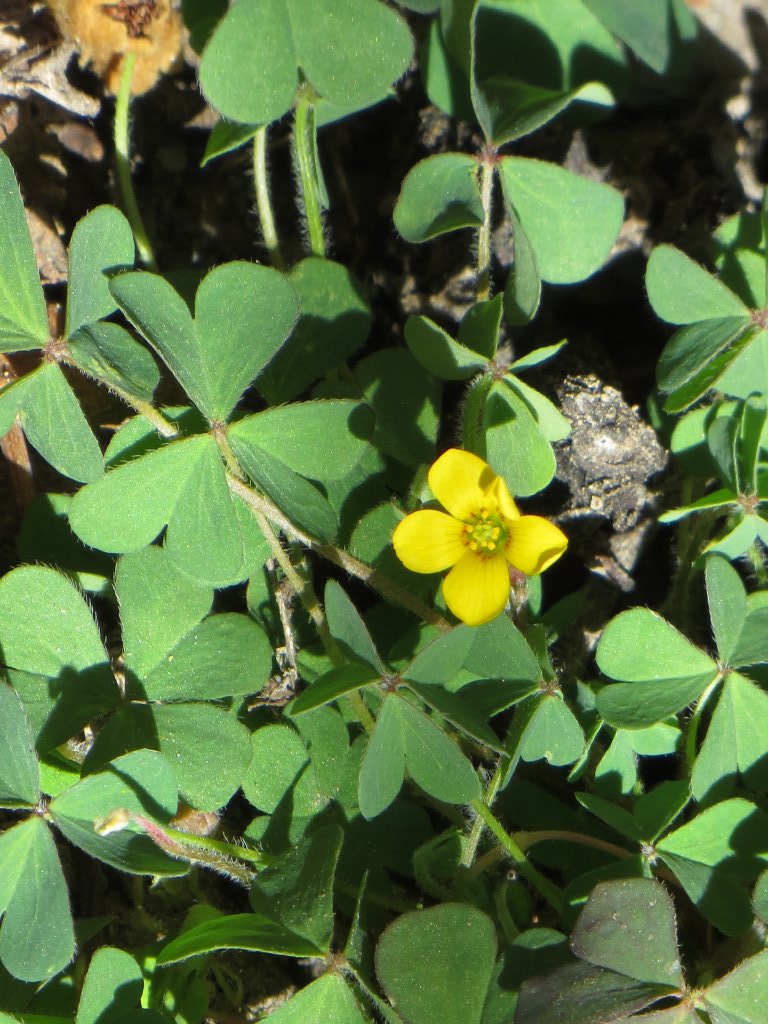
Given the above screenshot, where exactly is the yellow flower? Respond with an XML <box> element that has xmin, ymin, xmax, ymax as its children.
<box><xmin>392</xmin><ymin>449</ymin><xmax>567</xmax><ymax>627</ymax></box>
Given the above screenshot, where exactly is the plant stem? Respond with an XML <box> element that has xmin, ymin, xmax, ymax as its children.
<box><xmin>470</xmin><ymin>799</ymin><xmax>565</xmax><ymax>914</ymax></box>
<box><xmin>461</xmin><ymin>374</ymin><xmax>493</xmax><ymax>453</ymax></box>
<box><xmin>461</xmin><ymin>757</ymin><xmax>507</xmax><ymax>869</ymax></box>
<box><xmin>294</xmin><ymin>88</ymin><xmax>325</xmax><ymax>257</ymax></box>
<box><xmin>252</xmin><ymin>126</ymin><xmax>285</xmax><ymax>270</ymax></box>
<box><xmin>513</xmin><ymin>830</ymin><xmax>633</xmax><ymax>860</ymax></box>
<box><xmin>233</xmin><ymin>478</ymin><xmax>376</xmax><ymax>733</ymax></box>
<box><xmin>317</xmin><ymin>542</ymin><xmax>451</xmax><ymax>630</ymax></box>
<box><xmin>115</xmin><ymin>53</ymin><xmax>157</xmax><ymax>270</ymax></box>
<box><xmin>115</xmin><ymin>390</ymin><xmax>178</xmax><ymax>437</ymax></box>
<box><xmin>476</xmin><ymin>156</ymin><xmax>495</xmax><ymax>302</ymax></box>
<box><xmin>227</xmin><ymin>473</ymin><xmax>451</xmax><ymax>629</ymax></box>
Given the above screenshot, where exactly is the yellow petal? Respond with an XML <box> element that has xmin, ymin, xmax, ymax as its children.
<box><xmin>486</xmin><ymin>475</ymin><xmax>520</xmax><ymax>521</ymax></box>
<box><xmin>505</xmin><ymin>516</ymin><xmax>568</xmax><ymax>575</ymax></box>
<box><xmin>392</xmin><ymin>510</ymin><xmax>466</xmax><ymax>573</ymax></box>
<box><xmin>428</xmin><ymin>449</ymin><xmax>496</xmax><ymax>520</ymax></box>
<box><xmin>442</xmin><ymin>550</ymin><xmax>510</xmax><ymax>626</ymax></box>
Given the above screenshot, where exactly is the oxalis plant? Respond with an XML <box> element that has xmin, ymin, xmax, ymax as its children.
<box><xmin>0</xmin><ymin>0</ymin><xmax>767</xmax><ymax>1022</ymax></box>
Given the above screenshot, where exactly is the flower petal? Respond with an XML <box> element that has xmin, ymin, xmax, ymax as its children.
<box><xmin>428</xmin><ymin>449</ymin><xmax>496</xmax><ymax>520</ymax></box>
<box><xmin>442</xmin><ymin>550</ymin><xmax>510</xmax><ymax>626</ymax></box>
<box><xmin>486</xmin><ymin>476</ymin><xmax>520</xmax><ymax>521</ymax></box>
<box><xmin>505</xmin><ymin>516</ymin><xmax>568</xmax><ymax>575</ymax></box>
<box><xmin>392</xmin><ymin>510</ymin><xmax>465</xmax><ymax>573</ymax></box>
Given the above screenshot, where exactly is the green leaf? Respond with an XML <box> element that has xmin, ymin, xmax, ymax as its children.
<box><xmin>262</xmin><ymin>974</ymin><xmax>367</xmax><ymax>1024</ymax></box>
<box><xmin>583</xmin><ymin>0</ymin><xmax>698</xmax><ymax>73</ymax></box>
<box><xmin>0</xmin><ymin>150</ymin><xmax>48</xmax><ymax>350</ymax></box>
<box><xmin>458</xmin><ymin>296</ymin><xmax>503</xmax><ymax>359</ymax></box>
<box><xmin>0</xmin><ymin>363</ymin><xmax>104</xmax><ymax>482</ymax></box>
<box><xmin>691</xmin><ymin>673</ymin><xmax>768</xmax><ymax>803</ymax></box>
<box><xmin>656</xmin><ymin>798</ymin><xmax>768</xmax><ymax>935</ymax></box>
<box><xmin>53</xmin><ymin>814</ymin><xmax>185</xmax><ymax>877</ymax></box>
<box><xmin>256</xmin><ymin>257</ymin><xmax>371</xmax><ymax>403</ymax></box>
<box><xmin>0</xmin><ymin>817</ymin><xmax>74</xmax><ymax>982</ymax></box>
<box><xmin>473</xmin><ymin>74</ymin><xmax>613</xmax><ymax>146</ymax></box>
<box><xmin>731</xmin><ymin>594</ymin><xmax>768</xmax><ymax>668</ymax></box>
<box><xmin>705</xmin><ymin>950</ymin><xmax>768</xmax><ymax>1024</ymax></box>
<box><xmin>286</xmin><ymin>0</ymin><xmax>412</xmax><ymax>107</ymax></box>
<box><xmin>664</xmin><ymin>326</ymin><xmax>760</xmax><ymax>413</ymax></box>
<box><xmin>67</xmin><ymin>323</ymin><xmax>159</xmax><ymax>404</ymax></box>
<box><xmin>0</xmin><ymin>683</ymin><xmax>39</xmax><ymax>807</ymax></box>
<box><xmin>741</xmin><ymin>395</ymin><xmax>767</xmax><ymax>492</ymax></box>
<box><xmin>202</xmin><ymin>119</ymin><xmax>259</xmax><ymax>165</ymax></box>
<box><xmin>516</xmin><ymin>961</ymin><xmax>671</xmax><ymax>1024</ymax></box>
<box><xmin>141</xmin><ymin>613</ymin><xmax>272</xmax><ymax>700</ymax></box>
<box><xmin>353</xmin><ymin>348</ymin><xmax>440</xmax><ymax>467</ymax></box>
<box><xmin>500</xmin><ymin>157</ymin><xmax>624</xmax><ymax>284</ymax></box>
<box><xmin>65</xmin><ymin>205</ymin><xmax>135</xmax><ymax>338</ymax></box>
<box><xmin>157</xmin><ymin>912</ymin><xmax>322</xmax><ymax>965</ymax></box>
<box><xmin>75</xmin><ymin>947</ymin><xmax>143</xmax><ymax>1024</ymax></box>
<box><xmin>404</xmin><ymin>681</ymin><xmax>504</xmax><ymax>752</ymax></box>
<box><xmin>463</xmin><ymin>614</ymin><xmax>542</xmax><ymax>684</ymax></box>
<box><xmin>325</xmin><ymin>581</ymin><xmax>383</xmax><ymax>671</ymax></box>
<box><xmin>116</xmin><ymin>546</ymin><xmax>212</xmax><ymax>680</ymax></box>
<box><xmin>658</xmin><ymin>488</ymin><xmax>738</xmax><ymax>524</ymax></box>
<box><xmin>398</xmin><ymin>698</ymin><xmax>481</xmax><ymax>806</ymax></box>
<box><xmin>51</xmin><ymin>749</ymin><xmax>178</xmax><ymax>823</ymax></box>
<box><xmin>510</xmin><ymin>340</ymin><xmax>568</xmax><ymax>373</ymax></box>
<box><xmin>505</xmin><ymin>208</ymin><xmax>541</xmax><ymax>325</ymax></box>
<box><xmin>69</xmin><ymin>435</ymin><xmax>249</xmax><ymax>587</ymax></box>
<box><xmin>199</xmin><ymin>0</ymin><xmax>412</xmax><ymax>123</ymax></box>
<box><xmin>243</xmin><ymin>724</ymin><xmax>325</xmax><ymax>818</ymax></box>
<box><xmin>199</xmin><ymin>0</ymin><xmax>297</xmax><ymax>123</ymax></box>
<box><xmin>394</xmin><ymin>154</ymin><xmax>483</xmax><ymax>243</ymax></box>
<box><xmin>570</xmin><ymin>879</ymin><xmax>682</xmax><ymax>987</ymax></box>
<box><xmin>291</xmin><ymin>664</ymin><xmax>380</xmax><ymax>716</ymax></box>
<box><xmin>657</xmin><ymin>318</ymin><xmax>752</xmax><ymax>394</ymax></box>
<box><xmin>153</xmin><ymin>703</ymin><xmax>252</xmax><ymax>812</ymax></box>
<box><xmin>0</xmin><ymin>565</ymin><xmax>107</xmax><ymax>676</ymax></box>
<box><xmin>358</xmin><ymin>695</ymin><xmax>406</xmax><ymax>820</ymax></box>
<box><xmin>404</xmin><ymin>625</ymin><xmax>475</xmax><ymax>684</ymax></box>
<box><xmin>504</xmin><ymin>376</ymin><xmax>571</xmax><ymax>443</ymax></box>
<box><xmin>513</xmin><ymin>695</ymin><xmax>585</xmax><ymax>767</ymax></box>
<box><xmin>229</xmin><ymin>401</ymin><xmax>372</xmax><ymax>483</ymax></box>
<box><xmin>481</xmin><ymin>380</ymin><xmax>556</xmax><ymax>495</ymax></box>
<box><xmin>110</xmin><ymin>264</ymin><xmax>298</xmax><ymax>422</ymax></box>
<box><xmin>706</xmin><ymin>555</ymin><xmax>746</xmax><ymax>664</ymax></box>
<box><xmin>646</xmin><ymin>245</ymin><xmax>748</xmax><ymax>325</ymax></box>
<box><xmin>249</xmin><ymin>825</ymin><xmax>342</xmax><ymax>951</ymax></box>
<box><xmin>596</xmin><ymin>609</ymin><xmax>717</xmax><ymax>728</ymax></box>
<box><xmin>405</xmin><ymin>315</ymin><xmax>488</xmax><ymax>380</ymax></box>
<box><xmin>376</xmin><ymin>904</ymin><xmax>497</xmax><ymax>1024</ymax></box>
<box><xmin>228</xmin><ymin>437</ymin><xmax>338</xmax><ymax>541</ymax></box>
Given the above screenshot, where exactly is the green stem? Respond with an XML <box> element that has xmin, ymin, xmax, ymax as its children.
<box><xmin>226</xmin><ymin>474</ymin><xmax>450</xmax><ymax>629</ymax></box>
<box><xmin>228</xmin><ymin>474</ymin><xmax>376</xmax><ymax>734</ymax></box>
<box><xmin>114</xmin><ymin>390</ymin><xmax>178</xmax><ymax>437</ymax></box>
<box><xmin>476</xmin><ymin>157</ymin><xmax>495</xmax><ymax>302</ymax></box>
<box><xmin>294</xmin><ymin>88</ymin><xmax>325</xmax><ymax>257</ymax></box>
<box><xmin>513</xmin><ymin>830</ymin><xmax>633</xmax><ymax>860</ymax></box>
<box><xmin>252</xmin><ymin>126</ymin><xmax>285</xmax><ymax>270</ymax></box>
<box><xmin>115</xmin><ymin>53</ymin><xmax>157</xmax><ymax>270</ymax></box>
<box><xmin>470</xmin><ymin>800</ymin><xmax>565</xmax><ymax>914</ymax></box>
<box><xmin>461</xmin><ymin>758</ymin><xmax>507</xmax><ymax>869</ymax></box>
<box><xmin>461</xmin><ymin>374</ymin><xmax>493</xmax><ymax>454</ymax></box>
<box><xmin>684</xmin><ymin>674</ymin><xmax>723</xmax><ymax>772</ymax></box>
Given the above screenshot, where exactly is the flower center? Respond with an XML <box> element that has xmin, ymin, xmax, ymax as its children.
<box><xmin>463</xmin><ymin>508</ymin><xmax>508</xmax><ymax>557</ymax></box>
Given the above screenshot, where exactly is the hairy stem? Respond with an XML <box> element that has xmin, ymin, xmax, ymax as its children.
<box><xmin>252</xmin><ymin>126</ymin><xmax>285</xmax><ymax>270</ymax></box>
<box><xmin>470</xmin><ymin>800</ymin><xmax>565</xmax><ymax>914</ymax></box>
<box><xmin>115</xmin><ymin>53</ymin><xmax>157</xmax><ymax>270</ymax></box>
<box><xmin>294</xmin><ymin>88</ymin><xmax>325</xmax><ymax>257</ymax></box>
<box><xmin>476</xmin><ymin>157</ymin><xmax>495</xmax><ymax>302</ymax></box>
